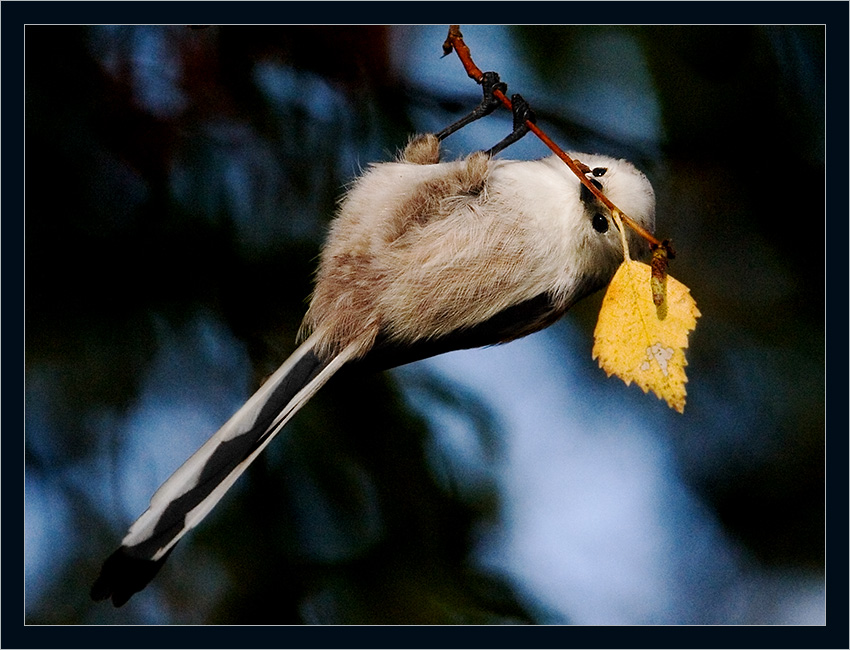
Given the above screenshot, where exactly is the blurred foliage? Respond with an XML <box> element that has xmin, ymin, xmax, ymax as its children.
<box><xmin>25</xmin><ymin>25</ymin><xmax>824</xmax><ymax>625</ymax></box>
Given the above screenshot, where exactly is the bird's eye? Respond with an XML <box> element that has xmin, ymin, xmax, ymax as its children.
<box><xmin>592</xmin><ymin>213</ymin><xmax>609</xmax><ymax>233</ymax></box>
<box><xmin>592</xmin><ymin>167</ymin><xmax>608</xmax><ymax>177</ymax></box>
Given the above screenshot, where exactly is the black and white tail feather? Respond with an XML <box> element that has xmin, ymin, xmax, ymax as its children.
<box><xmin>90</xmin><ymin>334</ymin><xmax>360</xmax><ymax>606</ymax></box>
<box><xmin>92</xmin><ymin>77</ymin><xmax>656</xmax><ymax>606</ymax></box>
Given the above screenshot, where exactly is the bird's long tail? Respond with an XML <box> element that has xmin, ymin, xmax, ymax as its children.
<box><xmin>91</xmin><ymin>332</ymin><xmax>359</xmax><ymax>606</ymax></box>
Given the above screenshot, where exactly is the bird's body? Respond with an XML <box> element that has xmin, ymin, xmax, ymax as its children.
<box><xmin>91</xmin><ymin>133</ymin><xmax>655</xmax><ymax>606</ymax></box>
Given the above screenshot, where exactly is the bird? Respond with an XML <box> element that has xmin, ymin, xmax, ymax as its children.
<box><xmin>91</xmin><ymin>82</ymin><xmax>656</xmax><ymax>607</ymax></box>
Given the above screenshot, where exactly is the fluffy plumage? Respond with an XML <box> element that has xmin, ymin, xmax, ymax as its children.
<box><xmin>91</xmin><ymin>133</ymin><xmax>655</xmax><ymax>606</ymax></box>
<box><xmin>303</xmin><ymin>134</ymin><xmax>654</xmax><ymax>359</ymax></box>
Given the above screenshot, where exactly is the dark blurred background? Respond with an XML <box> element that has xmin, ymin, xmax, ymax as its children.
<box><xmin>25</xmin><ymin>25</ymin><xmax>824</xmax><ymax>625</ymax></box>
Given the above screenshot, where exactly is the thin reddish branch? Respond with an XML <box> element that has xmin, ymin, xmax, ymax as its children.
<box><xmin>443</xmin><ymin>25</ymin><xmax>667</xmax><ymax>252</ymax></box>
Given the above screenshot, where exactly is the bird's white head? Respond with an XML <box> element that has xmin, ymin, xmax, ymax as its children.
<box><xmin>541</xmin><ymin>152</ymin><xmax>656</xmax><ymax>301</ymax></box>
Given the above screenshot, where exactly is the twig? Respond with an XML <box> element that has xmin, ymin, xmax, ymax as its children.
<box><xmin>442</xmin><ymin>25</ymin><xmax>669</xmax><ymax>254</ymax></box>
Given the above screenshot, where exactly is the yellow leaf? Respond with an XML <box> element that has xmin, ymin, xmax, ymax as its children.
<box><xmin>592</xmin><ymin>260</ymin><xmax>700</xmax><ymax>413</ymax></box>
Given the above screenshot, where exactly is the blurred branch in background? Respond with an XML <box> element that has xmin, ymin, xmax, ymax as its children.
<box><xmin>24</xmin><ymin>25</ymin><xmax>823</xmax><ymax>625</ymax></box>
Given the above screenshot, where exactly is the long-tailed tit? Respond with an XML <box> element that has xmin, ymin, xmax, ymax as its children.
<box><xmin>91</xmin><ymin>80</ymin><xmax>656</xmax><ymax>606</ymax></box>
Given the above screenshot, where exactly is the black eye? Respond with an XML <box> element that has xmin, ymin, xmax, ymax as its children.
<box><xmin>592</xmin><ymin>213</ymin><xmax>609</xmax><ymax>233</ymax></box>
<box><xmin>592</xmin><ymin>167</ymin><xmax>607</xmax><ymax>177</ymax></box>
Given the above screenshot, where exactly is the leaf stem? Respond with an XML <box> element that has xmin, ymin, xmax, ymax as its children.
<box><xmin>612</xmin><ymin>210</ymin><xmax>631</xmax><ymax>262</ymax></box>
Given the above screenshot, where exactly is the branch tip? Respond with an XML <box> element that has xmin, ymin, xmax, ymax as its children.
<box><xmin>442</xmin><ymin>25</ymin><xmax>461</xmax><ymax>56</ymax></box>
